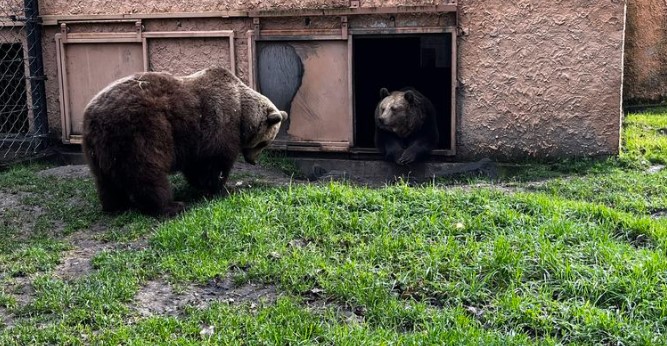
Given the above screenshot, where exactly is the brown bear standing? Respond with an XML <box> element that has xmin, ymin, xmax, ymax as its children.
<box><xmin>82</xmin><ymin>67</ymin><xmax>287</xmax><ymax>216</ymax></box>
<box><xmin>374</xmin><ymin>87</ymin><xmax>439</xmax><ymax>165</ymax></box>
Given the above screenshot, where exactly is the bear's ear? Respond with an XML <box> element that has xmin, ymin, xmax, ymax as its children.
<box><xmin>380</xmin><ymin>88</ymin><xmax>390</xmax><ymax>99</ymax></box>
<box><xmin>268</xmin><ymin>112</ymin><xmax>283</xmax><ymax>125</ymax></box>
<box><xmin>404</xmin><ymin>90</ymin><xmax>415</xmax><ymax>104</ymax></box>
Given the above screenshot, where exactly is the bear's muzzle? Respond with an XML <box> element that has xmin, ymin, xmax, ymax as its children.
<box><xmin>243</xmin><ymin>148</ymin><xmax>259</xmax><ymax>165</ymax></box>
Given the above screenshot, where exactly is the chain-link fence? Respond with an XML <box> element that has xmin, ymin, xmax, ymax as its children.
<box><xmin>1</xmin><ymin>0</ymin><xmax>49</xmax><ymax>165</ymax></box>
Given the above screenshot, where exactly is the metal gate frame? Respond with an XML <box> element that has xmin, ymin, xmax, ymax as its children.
<box><xmin>0</xmin><ymin>0</ymin><xmax>49</xmax><ymax>163</ymax></box>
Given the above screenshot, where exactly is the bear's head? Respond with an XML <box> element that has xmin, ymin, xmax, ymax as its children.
<box><xmin>375</xmin><ymin>88</ymin><xmax>425</xmax><ymax>138</ymax></box>
<box><xmin>241</xmin><ymin>92</ymin><xmax>288</xmax><ymax>165</ymax></box>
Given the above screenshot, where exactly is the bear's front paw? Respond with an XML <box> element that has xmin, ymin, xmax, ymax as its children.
<box><xmin>199</xmin><ymin>177</ymin><xmax>226</xmax><ymax>196</ymax></box>
<box><xmin>396</xmin><ymin>151</ymin><xmax>416</xmax><ymax>166</ymax></box>
<box><xmin>385</xmin><ymin>151</ymin><xmax>403</xmax><ymax>163</ymax></box>
<box><xmin>164</xmin><ymin>201</ymin><xmax>186</xmax><ymax>217</ymax></box>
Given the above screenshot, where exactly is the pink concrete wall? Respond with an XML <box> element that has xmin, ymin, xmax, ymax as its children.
<box><xmin>623</xmin><ymin>0</ymin><xmax>667</xmax><ymax>105</ymax></box>
<box><xmin>39</xmin><ymin>0</ymin><xmax>450</xmax><ymax>15</ymax></box>
<box><xmin>456</xmin><ymin>0</ymin><xmax>625</xmax><ymax>159</ymax></box>
<box><xmin>42</xmin><ymin>26</ymin><xmax>63</xmax><ymax>137</ymax></box>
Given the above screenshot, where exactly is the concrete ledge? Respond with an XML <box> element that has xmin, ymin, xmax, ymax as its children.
<box><xmin>295</xmin><ymin>158</ymin><xmax>497</xmax><ymax>183</ymax></box>
<box><xmin>47</xmin><ymin>146</ymin><xmax>498</xmax><ymax>185</ymax></box>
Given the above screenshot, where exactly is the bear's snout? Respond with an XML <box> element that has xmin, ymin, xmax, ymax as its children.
<box><xmin>243</xmin><ymin>148</ymin><xmax>262</xmax><ymax>165</ymax></box>
<box><xmin>243</xmin><ymin>151</ymin><xmax>258</xmax><ymax>165</ymax></box>
<box><xmin>377</xmin><ymin>116</ymin><xmax>390</xmax><ymax>127</ymax></box>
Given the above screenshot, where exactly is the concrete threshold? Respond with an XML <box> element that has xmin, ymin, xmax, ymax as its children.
<box><xmin>49</xmin><ymin>146</ymin><xmax>498</xmax><ymax>184</ymax></box>
<box><xmin>294</xmin><ymin>158</ymin><xmax>497</xmax><ymax>183</ymax></box>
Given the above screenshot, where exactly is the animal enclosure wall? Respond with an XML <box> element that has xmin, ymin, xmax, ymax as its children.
<box><xmin>456</xmin><ymin>0</ymin><xmax>625</xmax><ymax>159</ymax></box>
<box><xmin>39</xmin><ymin>1</ymin><xmax>626</xmax><ymax>160</ymax></box>
<box><xmin>623</xmin><ymin>0</ymin><xmax>667</xmax><ymax>105</ymax></box>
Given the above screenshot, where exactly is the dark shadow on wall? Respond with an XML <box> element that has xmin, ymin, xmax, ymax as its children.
<box><xmin>257</xmin><ymin>43</ymin><xmax>305</xmax><ymax>137</ymax></box>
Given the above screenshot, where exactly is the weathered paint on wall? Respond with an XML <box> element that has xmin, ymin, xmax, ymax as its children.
<box><xmin>456</xmin><ymin>0</ymin><xmax>625</xmax><ymax>159</ymax></box>
<box><xmin>623</xmin><ymin>0</ymin><xmax>667</xmax><ymax>105</ymax></box>
<box><xmin>281</xmin><ymin>41</ymin><xmax>352</xmax><ymax>144</ymax></box>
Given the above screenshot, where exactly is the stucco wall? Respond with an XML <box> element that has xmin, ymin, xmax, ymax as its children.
<box><xmin>623</xmin><ymin>0</ymin><xmax>667</xmax><ymax>105</ymax></box>
<box><xmin>41</xmin><ymin>26</ymin><xmax>62</xmax><ymax>138</ymax></box>
<box><xmin>456</xmin><ymin>0</ymin><xmax>625</xmax><ymax>159</ymax></box>
<box><xmin>39</xmin><ymin>0</ymin><xmax>449</xmax><ymax>15</ymax></box>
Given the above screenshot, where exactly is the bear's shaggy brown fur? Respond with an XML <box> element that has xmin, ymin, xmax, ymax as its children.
<box><xmin>374</xmin><ymin>87</ymin><xmax>439</xmax><ymax>165</ymax></box>
<box><xmin>82</xmin><ymin>67</ymin><xmax>287</xmax><ymax>216</ymax></box>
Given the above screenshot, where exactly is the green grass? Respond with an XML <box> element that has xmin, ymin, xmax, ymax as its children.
<box><xmin>621</xmin><ymin>110</ymin><xmax>667</xmax><ymax>167</ymax></box>
<box><xmin>0</xmin><ymin>110</ymin><xmax>666</xmax><ymax>344</ymax></box>
<box><xmin>258</xmin><ymin>150</ymin><xmax>306</xmax><ymax>179</ymax></box>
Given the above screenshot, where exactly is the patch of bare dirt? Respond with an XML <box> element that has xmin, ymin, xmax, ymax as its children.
<box><xmin>53</xmin><ymin>230</ymin><xmax>111</xmax><ymax>281</ymax></box>
<box><xmin>230</xmin><ymin>162</ymin><xmax>302</xmax><ymax>187</ymax></box>
<box><xmin>646</xmin><ymin>165</ymin><xmax>665</xmax><ymax>174</ymax></box>
<box><xmin>132</xmin><ymin>275</ymin><xmax>367</xmax><ymax>325</ymax></box>
<box><xmin>36</xmin><ymin>163</ymin><xmax>300</xmax><ymax>191</ymax></box>
<box><xmin>0</xmin><ymin>275</ymin><xmax>36</xmax><ymax>328</ymax></box>
<box><xmin>652</xmin><ymin>210</ymin><xmax>667</xmax><ymax>219</ymax></box>
<box><xmin>0</xmin><ymin>224</ymin><xmax>149</xmax><ymax>328</ymax></box>
<box><xmin>0</xmin><ymin>191</ymin><xmax>45</xmax><ymax>238</ymax></box>
<box><xmin>132</xmin><ymin>275</ymin><xmax>279</xmax><ymax>317</ymax></box>
<box><xmin>53</xmin><ymin>224</ymin><xmax>149</xmax><ymax>281</ymax></box>
<box><xmin>454</xmin><ymin>183</ymin><xmax>527</xmax><ymax>194</ymax></box>
<box><xmin>8</xmin><ymin>276</ymin><xmax>34</xmax><ymax>307</ymax></box>
<box><xmin>37</xmin><ymin>165</ymin><xmax>91</xmax><ymax>179</ymax></box>
<box><xmin>614</xmin><ymin>228</ymin><xmax>655</xmax><ymax>249</ymax></box>
<box><xmin>37</xmin><ymin>160</ymin><xmax>487</xmax><ymax>192</ymax></box>
<box><xmin>0</xmin><ymin>307</ymin><xmax>13</xmax><ymax>328</ymax></box>
<box><xmin>304</xmin><ymin>298</ymin><xmax>365</xmax><ymax>324</ymax></box>
<box><xmin>0</xmin><ymin>191</ymin><xmax>29</xmax><ymax>211</ymax></box>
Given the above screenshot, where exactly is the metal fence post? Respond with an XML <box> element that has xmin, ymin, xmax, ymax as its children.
<box><xmin>23</xmin><ymin>0</ymin><xmax>48</xmax><ymax>149</ymax></box>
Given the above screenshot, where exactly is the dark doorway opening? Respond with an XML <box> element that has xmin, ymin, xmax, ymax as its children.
<box><xmin>352</xmin><ymin>34</ymin><xmax>453</xmax><ymax>150</ymax></box>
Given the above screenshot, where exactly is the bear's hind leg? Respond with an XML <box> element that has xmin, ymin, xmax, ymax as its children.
<box><xmin>129</xmin><ymin>172</ymin><xmax>184</xmax><ymax>217</ymax></box>
<box><xmin>183</xmin><ymin>160</ymin><xmax>231</xmax><ymax>196</ymax></box>
<box><xmin>95</xmin><ymin>174</ymin><xmax>131</xmax><ymax>213</ymax></box>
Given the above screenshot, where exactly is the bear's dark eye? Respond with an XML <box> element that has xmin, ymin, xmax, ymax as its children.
<box><xmin>390</xmin><ymin>106</ymin><xmax>397</xmax><ymax>111</ymax></box>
